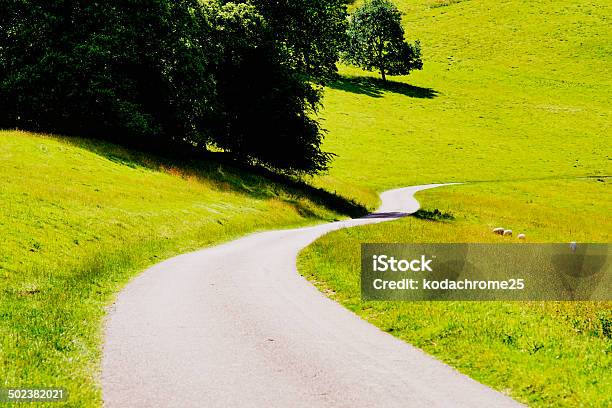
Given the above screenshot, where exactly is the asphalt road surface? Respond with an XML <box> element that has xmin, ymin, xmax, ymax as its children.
<box><xmin>102</xmin><ymin>184</ymin><xmax>522</xmax><ymax>407</ymax></box>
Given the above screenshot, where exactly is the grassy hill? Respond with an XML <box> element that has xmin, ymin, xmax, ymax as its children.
<box><xmin>314</xmin><ymin>0</ymin><xmax>610</xmax><ymax>204</ymax></box>
<box><xmin>300</xmin><ymin>0</ymin><xmax>611</xmax><ymax>406</ymax></box>
<box><xmin>1</xmin><ymin>0</ymin><xmax>610</xmax><ymax>406</ymax></box>
<box><xmin>0</xmin><ymin>130</ymin><xmax>347</xmax><ymax>405</ymax></box>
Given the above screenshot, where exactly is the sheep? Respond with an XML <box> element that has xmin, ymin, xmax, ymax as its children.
<box><xmin>517</xmin><ymin>233</ymin><xmax>526</xmax><ymax>240</ymax></box>
<box><xmin>503</xmin><ymin>229</ymin><xmax>513</xmax><ymax>236</ymax></box>
<box><xmin>493</xmin><ymin>227</ymin><xmax>504</xmax><ymax>235</ymax></box>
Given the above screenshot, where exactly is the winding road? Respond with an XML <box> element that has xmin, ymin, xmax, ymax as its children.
<box><xmin>102</xmin><ymin>184</ymin><xmax>521</xmax><ymax>407</ymax></box>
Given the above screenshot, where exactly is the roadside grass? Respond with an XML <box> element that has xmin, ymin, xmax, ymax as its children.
<box><xmin>0</xmin><ymin>130</ymin><xmax>348</xmax><ymax>406</ymax></box>
<box><xmin>301</xmin><ymin>0</ymin><xmax>611</xmax><ymax>406</ymax></box>
<box><xmin>299</xmin><ymin>179</ymin><xmax>611</xmax><ymax>407</ymax></box>
<box><xmin>1</xmin><ymin>0</ymin><xmax>610</xmax><ymax>405</ymax></box>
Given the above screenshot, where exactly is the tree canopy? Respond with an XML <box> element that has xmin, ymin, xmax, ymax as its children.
<box><xmin>0</xmin><ymin>0</ymin><xmax>348</xmax><ymax>174</ymax></box>
<box><xmin>343</xmin><ymin>0</ymin><xmax>423</xmax><ymax>81</ymax></box>
<box><xmin>207</xmin><ymin>2</ymin><xmax>332</xmax><ymax>172</ymax></box>
<box><xmin>242</xmin><ymin>0</ymin><xmax>349</xmax><ymax>81</ymax></box>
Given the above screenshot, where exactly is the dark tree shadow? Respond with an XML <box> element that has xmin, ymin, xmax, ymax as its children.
<box><xmin>49</xmin><ymin>134</ymin><xmax>370</xmax><ymax>218</ymax></box>
<box><xmin>362</xmin><ymin>212</ymin><xmax>408</xmax><ymax>219</ymax></box>
<box><xmin>328</xmin><ymin>76</ymin><xmax>438</xmax><ymax>99</ymax></box>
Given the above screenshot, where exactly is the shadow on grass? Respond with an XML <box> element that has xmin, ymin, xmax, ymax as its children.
<box><xmin>53</xmin><ymin>135</ymin><xmax>370</xmax><ymax>218</ymax></box>
<box><xmin>328</xmin><ymin>76</ymin><xmax>438</xmax><ymax>99</ymax></box>
<box><xmin>362</xmin><ymin>211</ymin><xmax>408</xmax><ymax>219</ymax></box>
<box><xmin>411</xmin><ymin>208</ymin><xmax>455</xmax><ymax>222</ymax></box>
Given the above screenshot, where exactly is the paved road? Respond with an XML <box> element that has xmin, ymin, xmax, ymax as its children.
<box><xmin>102</xmin><ymin>184</ymin><xmax>521</xmax><ymax>407</ymax></box>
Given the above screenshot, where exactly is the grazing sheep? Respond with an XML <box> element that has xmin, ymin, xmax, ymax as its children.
<box><xmin>493</xmin><ymin>227</ymin><xmax>504</xmax><ymax>235</ymax></box>
<box><xmin>503</xmin><ymin>229</ymin><xmax>513</xmax><ymax>236</ymax></box>
<box><xmin>517</xmin><ymin>233</ymin><xmax>526</xmax><ymax>240</ymax></box>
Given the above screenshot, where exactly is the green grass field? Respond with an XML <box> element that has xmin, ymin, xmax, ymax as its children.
<box><xmin>0</xmin><ymin>130</ymin><xmax>347</xmax><ymax>406</ymax></box>
<box><xmin>312</xmin><ymin>0</ymin><xmax>610</xmax><ymax>206</ymax></box>
<box><xmin>1</xmin><ymin>0</ymin><xmax>610</xmax><ymax>406</ymax></box>
<box><xmin>300</xmin><ymin>0</ymin><xmax>611</xmax><ymax>406</ymax></box>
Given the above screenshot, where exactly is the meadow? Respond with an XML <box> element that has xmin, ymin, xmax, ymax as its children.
<box><xmin>1</xmin><ymin>0</ymin><xmax>610</xmax><ymax>405</ymax></box>
<box><xmin>312</xmin><ymin>0</ymin><xmax>609</xmax><ymax>206</ymax></box>
<box><xmin>0</xmin><ymin>131</ymin><xmax>346</xmax><ymax>406</ymax></box>
<box><xmin>300</xmin><ymin>0</ymin><xmax>611</xmax><ymax>405</ymax></box>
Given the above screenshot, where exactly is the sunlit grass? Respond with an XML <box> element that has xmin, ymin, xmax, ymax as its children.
<box><xmin>314</xmin><ymin>0</ymin><xmax>610</xmax><ymax>207</ymax></box>
<box><xmin>0</xmin><ymin>130</ymin><xmax>342</xmax><ymax>406</ymax></box>
<box><xmin>302</xmin><ymin>0</ymin><xmax>611</xmax><ymax>405</ymax></box>
<box><xmin>300</xmin><ymin>179</ymin><xmax>611</xmax><ymax>406</ymax></box>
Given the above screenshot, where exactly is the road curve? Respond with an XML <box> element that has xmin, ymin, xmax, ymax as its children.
<box><xmin>102</xmin><ymin>184</ymin><xmax>521</xmax><ymax>407</ymax></box>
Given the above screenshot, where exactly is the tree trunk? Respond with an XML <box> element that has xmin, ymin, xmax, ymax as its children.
<box><xmin>377</xmin><ymin>37</ymin><xmax>386</xmax><ymax>82</ymax></box>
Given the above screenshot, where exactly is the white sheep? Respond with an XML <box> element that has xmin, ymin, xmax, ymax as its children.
<box><xmin>517</xmin><ymin>233</ymin><xmax>526</xmax><ymax>240</ymax></box>
<box><xmin>493</xmin><ymin>227</ymin><xmax>504</xmax><ymax>235</ymax></box>
<box><xmin>503</xmin><ymin>229</ymin><xmax>513</xmax><ymax>236</ymax></box>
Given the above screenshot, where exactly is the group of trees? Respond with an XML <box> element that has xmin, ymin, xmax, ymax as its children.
<box><xmin>0</xmin><ymin>0</ymin><xmax>421</xmax><ymax>174</ymax></box>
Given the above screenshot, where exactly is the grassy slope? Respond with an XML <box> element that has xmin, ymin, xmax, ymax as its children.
<box><xmin>0</xmin><ymin>130</ymin><xmax>343</xmax><ymax>406</ymax></box>
<box><xmin>301</xmin><ymin>180</ymin><xmax>611</xmax><ymax>406</ymax></box>
<box><xmin>301</xmin><ymin>0</ymin><xmax>611</xmax><ymax>406</ymax></box>
<box><xmin>314</xmin><ymin>0</ymin><xmax>610</xmax><ymax>206</ymax></box>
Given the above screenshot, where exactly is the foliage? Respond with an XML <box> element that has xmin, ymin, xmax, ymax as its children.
<box><xmin>412</xmin><ymin>208</ymin><xmax>455</xmax><ymax>221</ymax></box>
<box><xmin>205</xmin><ymin>2</ymin><xmax>333</xmax><ymax>173</ymax></box>
<box><xmin>343</xmin><ymin>0</ymin><xmax>422</xmax><ymax>81</ymax></box>
<box><xmin>0</xmin><ymin>0</ymin><xmax>215</xmax><ymax>147</ymax></box>
<box><xmin>244</xmin><ymin>0</ymin><xmax>349</xmax><ymax>81</ymax></box>
<box><xmin>0</xmin><ymin>0</ymin><xmax>335</xmax><ymax>173</ymax></box>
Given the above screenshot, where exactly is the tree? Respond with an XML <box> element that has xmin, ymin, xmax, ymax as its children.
<box><xmin>343</xmin><ymin>0</ymin><xmax>422</xmax><ymax>82</ymax></box>
<box><xmin>0</xmin><ymin>0</ymin><xmax>217</xmax><ymax>149</ymax></box>
<box><xmin>0</xmin><ymin>0</ymin><xmax>332</xmax><ymax>174</ymax></box>
<box><xmin>204</xmin><ymin>2</ymin><xmax>333</xmax><ymax>173</ymax></box>
<box><xmin>237</xmin><ymin>0</ymin><xmax>349</xmax><ymax>82</ymax></box>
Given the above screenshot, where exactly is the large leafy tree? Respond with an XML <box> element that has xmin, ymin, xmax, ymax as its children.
<box><xmin>344</xmin><ymin>0</ymin><xmax>422</xmax><ymax>81</ymax></box>
<box><xmin>0</xmin><ymin>0</ymin><xmax>332</xmax><ymax>173</ymax></box>
<box><xmin>0</xmin><ymin>0</ymin><xmax>217</xmax><ymax>149</ymax></box>
<box><xmin>242</xmin><ymin>0</ymin><xmax>349</xmax><ymax>81</ymax></box>
<box><xmin>204</xmin><ymin>2</ymin><xmax>332</xmax><ymax>173</ymax></box>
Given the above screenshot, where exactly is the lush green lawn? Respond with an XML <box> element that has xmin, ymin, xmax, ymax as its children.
<box><xmin>313</xmin><ymin>0</ymin><xmax>610</xmax><ymax>206</ymax></box>
<box><xmin>0</xmin><ymin>130</ymin><xmax>344</xmax><ymax>406</ymax></box>
<box><xmin>300</xmin><ymin>180</ymin><xmax>611</xmax><ymax>406</ymax></box>
<box><xmin>1</xmin><ymin>0</ymin><xmax>610</xmax><ymax>406</ymax></box>
<box><xmin>301</xmin><ymin>0</ymin><xmax>611</xmax><ymax>406</ymax></box>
